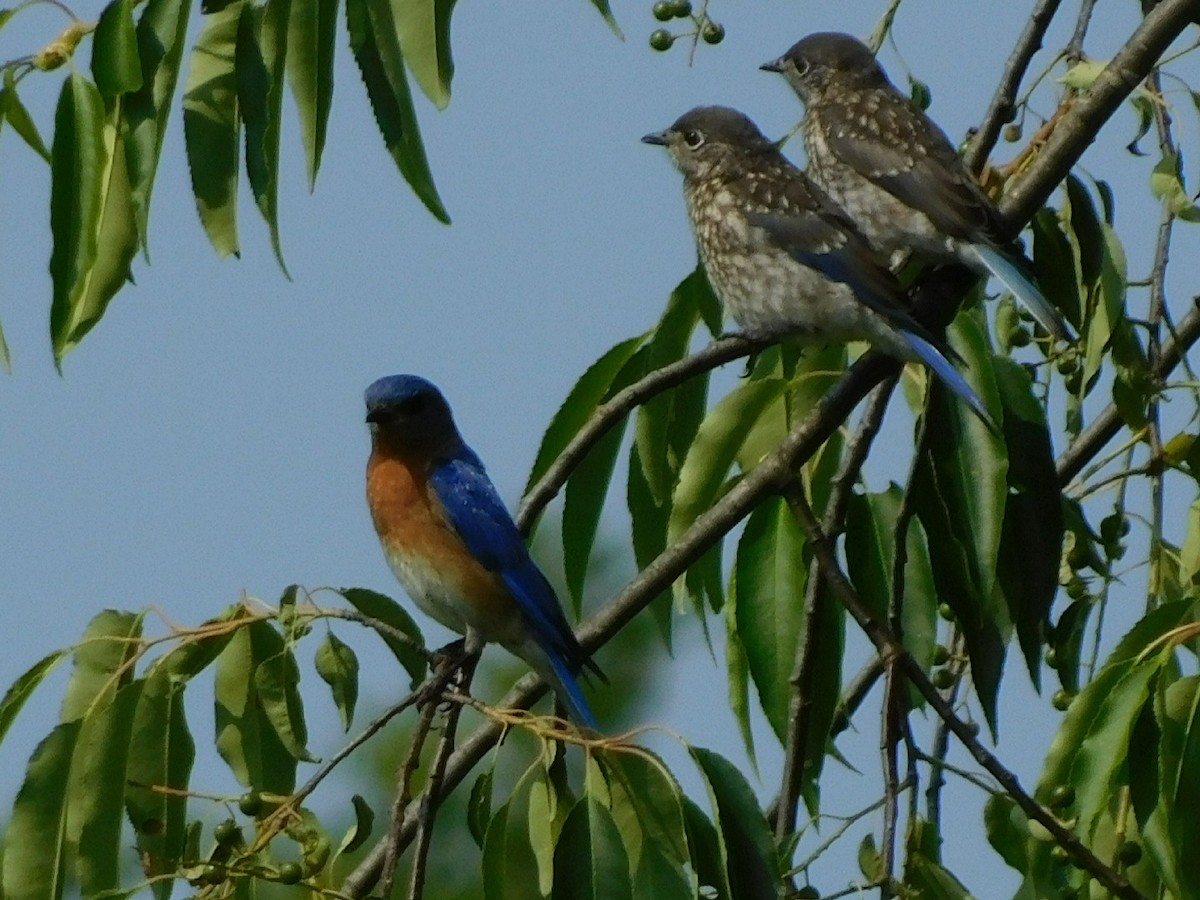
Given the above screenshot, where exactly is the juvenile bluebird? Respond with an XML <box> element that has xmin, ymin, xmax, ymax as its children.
<box><xmin>761</xmin><ymin>32</ymin><xmax>1072</xmax><ymax>341</ymax></box>
<box><xmin>364</xmin><ymin>375</ymin><xmax>601</xmax><ymax>727</ymax></box>
<box><xmin>642</xmin><ymin>105</ymin><xmax>995</xmax><ymax>428</ymax></box>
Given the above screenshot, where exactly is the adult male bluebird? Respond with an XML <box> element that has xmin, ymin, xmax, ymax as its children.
<box><xmin>364</xmin><ymin>374</ymin><xmax>600</xmax><ymax>727</ymax></box>
<box><xmin>642</xmin><ymin>105</ymin><xmax>995</xmax><ymax>428</ymax></box>
<box><xmin>761</xmin><ymin>32</ymin><xmax>1072</xmax><ymax>342</ymax></box>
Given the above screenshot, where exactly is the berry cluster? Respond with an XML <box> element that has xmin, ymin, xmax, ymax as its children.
<box><xmin>648</xmin><ymin>1</ymin><xmax>724</xmax><ymax>52</ymax></box>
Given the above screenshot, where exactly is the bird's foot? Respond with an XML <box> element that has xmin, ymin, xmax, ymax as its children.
<box><xmin>418</xmin><ymin>639</ymin><xmax>478</xmax><ymax>709</ymax></box>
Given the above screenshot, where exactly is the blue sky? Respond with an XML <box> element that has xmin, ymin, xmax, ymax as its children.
<box><xmin>3</xmin><ymin>0</ymin><xmax>1199</xmax><ymax>892</ymax></box>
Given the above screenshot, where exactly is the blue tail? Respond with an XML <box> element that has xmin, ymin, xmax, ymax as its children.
<box><xmin>544</xmin><ymin>651</ymin><xmax>598</xmax><ymax>729</ymax></box>
<box><xmin>903</xmin><ymin>331</ymin><xmax>999</xmax><ymax>433</ymax></box>
<box><xmin>967</xmin><ymin>243</ymin><xmax>1074</xmax><ymax>341</ymax></box>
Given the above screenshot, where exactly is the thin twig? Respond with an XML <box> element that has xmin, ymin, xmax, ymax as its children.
<box><xmin>924</xmin><ymin>630</ymin><xmax>968</xmax><ymax>830</ymax></box>
<box><xmin>880</xmin><ymin>672</ymin><xmax>901</xmax><ymax>899</ymax></box>
<box><xmin>775</xmin><ymin>380</ymin><xmax>895</xmax><ymax>840</ymax></box>
<box><xmin>964</xmin><ymin>0</ymin><xmax>1066</xmax><ymax>172</ymax></box>
<box><xmin>911</xmin><ymin>747</ymin><xmax>1000</xmax><ymax>795</ymax></box>
<box><xmin>380</xmin><ymin>701</ymin><xmax>439</xmax><ymax>899</ymax></box>
<box><xmin>516</xmin><ymin>335</ymin><xmax>761</xmax><ymax>532</ymax></box>
<box><xmin>1066</xmin><ymin>0</ymin><xmax>1100</xmax><ymax>62</ymax></box>
<box><xmin>829</xmin><ymin>655</ymin><xmax>886</xmax><ymax>737</ymax></box>
<box><xmin>786</xmin><ymin>491</ymin><xmax>1145</xmax><ymax>900</ymax></box>
<box><xmin>789</xmin><ymin>781</ymin><xmax>913</xmax><ymax>876</ymax></box>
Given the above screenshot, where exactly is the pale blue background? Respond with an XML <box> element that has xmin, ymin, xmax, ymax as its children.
<box><xmin>2</xmin><ymin>0</ymin><xmax>1198</xmax><ymax>893</ymax></box>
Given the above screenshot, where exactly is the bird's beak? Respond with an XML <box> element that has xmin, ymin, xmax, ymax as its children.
<box><xmin>365</xmin><ymin>409</ymin><xmax>382</xmax><ymax>425</ymax></box>
<box><xmin>641</xmin><ymin>130</ymin><xmax>670</xmax><ymax>146</ymax></box>
<box><xmin>760</xmin><ymin>57</ymin><xmax>785</xmax><ymax>73</ymax></box>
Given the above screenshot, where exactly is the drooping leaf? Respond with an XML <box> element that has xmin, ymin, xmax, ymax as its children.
<box><xmin>680</xmin><ymin>796</ymin><xmax>732</xmax><ymax>898</ymax></box>
<box><xmin>72</xmin><ymin>679</ymin><xmax>145</xmax><ymax>897</ymax></box>
<box><xmin>690</xmin><ymin>746</ymin><xmax>781</xmax><ymax>897</ymax></box>
<box><xmin>335</xmin><ymin>794</ymin><xmax>374</xmax><ymax>857</ymax></box>
<box><xmin>627</xmin><ymin>443</ymin><xmax>674</xmax><ymax>645</ymax></box>
<box><xmin>91</xmin><ymin>0</ymin><xmax>143</xmax><ymax>96</ymax></box>
<box><xmin>286</xmin><ymin>0</ymin><xmax>338</xmax><ymax>188</ymax></box>
<box><xmin>345</xmin><ymin>0</ymin><xmax>449</xmax><ymax>221</ymax></box>
<box><xmin>2</xmin><ymin>723</ymin><xmax>80</xmax><ymax>900</ymax></box>
<box><xmin>587</xmin><ymin>0</ymin><xmax>622</xmax><ymax>37</ymax></box>
<box><xmin>468</xmin><ymin>766</ymin><xmax>495</xmax><ymax>850</ymax></box>
<box><xmin>48</xmin><ymin>74</ymin><xmax>107</xmax><ymax>366</ymax></box>
<box><xmin>124</xmin><ymin>0</ymin><xmax>192</xmax><ymax>251</ymax></box>
<box><xmin>2</xmin><ymin>72</ymin><xmax>52</xmax><ymax>162</ymax></box>
<box><xmin>236</xmin><ymin>0</ymin><xmax>291</xmax><ymax>274</ymax></box>
<box><xmin>994</xmin><ymin>356</ymin><xmax>1062</xmax><ymax>685</ymax></box>
<box><xmin>1169</xmin><ymin>670</ymin><xmax>1200</xmax><ymax>897</ymax></box>
<box><xmin>61</xmin><ymin>609</ymin><xmax>143</xmax><ymax>722</ymax></box>
<box><xmin>1049</xmin><ymin>598</ymin><xmax>1092</xmax><ymax>695</ymax></box>
<box><xmin>1151</xmin><ymin>152</ymin><xmax>1200</xmax><ymax>221</ymax></box>
<box><xmin>725</xmin><ymin>569</ymin><xmax>757</xmax><ymax>765</ymax></box>
<box><xmin>1030</xmin><ymin>206</ymin><xmax>1082</xmax><ymax>334</ymax></box>
<box><xmin>337</xmin><ymin>587</ymin><xmax>427</xmax><ymax>686</ymax></box>
<box><xmin>183</xmin><ymin>2</ymin><xmax>243</xmax><ymax>258</ymax></box>
<box><xmin>552</xmin><ymin>798</ymin><xmax>634</xmax><ymax>900</ymax></box>
<box><xmin>393</xmin><ymin>0</ymin><xmax>458</xmax><ymax>109</ymax></box>
<box><xmin>482</xmin><ymin>769</ymin><xmax>549</xmax><ymax>900</ymax></box>
<box><xmin>253</xmin><ymin>647</ymin><xmax>317</xmax><ymax>762</ymax></box>
<box><xmin>314</xmin><ymin>630</ymin><xmax>359</xmax><ymax>731</ymax></box>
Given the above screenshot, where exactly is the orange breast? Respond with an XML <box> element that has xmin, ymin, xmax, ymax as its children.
<box><xmin>365</xmin><ymin>447</ymin><xmax>515</xmax><ymax>630</ymax></box>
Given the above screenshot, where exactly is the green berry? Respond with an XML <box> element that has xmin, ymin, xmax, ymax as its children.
<box><xmin>278</xmin><ymin>862</ymin><xmax>304</xmax><ymax>885</ymax></box>
<box><xmin>214</xmin><ymin>819</ymin><xmax>242</xmax><ymax>847</ymax></box>
<box><xmin>931</xmin><ymin>644</ymin><xmax>951</xmax><ymax>666</ymax></box>
<box><xmin>1010</xmin><ymin>326</ymin><xmax>1032</xmax><ymax>347</ymax></box>
<box><xmin>963</xmin><ymin>719</ymin><xmax>982</xmax><ymax>737</ymax></box>
<box><xmin>1004</xmin><ymin>123</ymin><xmax>1023</xmax><ymax>142</ymax></box>
<box><xmin>671</xmin><ymin>0</ymin><xmax>692</xmax><ymax>16</ymax></box>
<box><xmin>1049</xmin><ymin>784</ymin><xmax>1075</xmax><ymax>810</ymax></box>
<box><xmin>1050</xmin><ymin>845</ymin><xmax>1070</xmax><ymax>864</ymax></box>
<box><xmin>652</xmin><ymin>1</ymin><xmax>673</xmax><ymax>20</ymax></box>
<box><xmin>1117</xmin><ymin>840</ymin><xmax>1143</xmax><ymax>866</ymax></box>
<box><xmin>1044</xmin><ymin>646</ymin><xmax>1059</xmax><ymax>668</ymax></box>
<box><xmin>1052</xmin><ymin>689</ymin><xmax>1073</xmax><ymax>711</ymax></box>
<box><xmin>794</xmin><ymin>887</ymin><xmax>820</xmax><ymax>899</ymax></box>
<box><xmin>649</xmin><ymin>29</ymin><xmax>673</xmax><ymax>51</ymax></box>
<box><xmin>938</xmin><ymin>602</ymin><xmax>956</xmax><ymax>622</ymax></box>
<box><xmin>1056</xmin><ymin>354</ymin><xmax>1078</xmax><ymax>376</ymax></box>
<box><xmin>238</xmin><ymin>791</ymin><xmax>264</xmax><ymax>817</ymax></box>
<box><xmin>202</xmin><ymin>863</ymin><xmax>227</xmax><ymax>885</ymax></box>
<box><xmin>1065</xmin><ymin>576</ymin><xmax>1087</xmax><ymax>600</ymax></box>
<box><xmin>701</xmin><ymin>21</ymin><xmax>725</xmax><ymax>44</ymax></box>
<box><xmin>932</xmin><ymin>668</ymin><xmax>956</xmax><ymax>690</ymax></box>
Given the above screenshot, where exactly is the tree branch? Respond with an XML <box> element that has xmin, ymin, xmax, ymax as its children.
<box><xmin>964</xmin><ymin>0</ymin><xmax>1066</xmax><ymax>172</ymax></box>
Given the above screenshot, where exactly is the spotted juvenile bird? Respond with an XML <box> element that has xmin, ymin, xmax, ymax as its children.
<box><xmin>761</xmin><ymin>32</ymin><xmax>1072</xmax><ymax>341</ymax></box>
<box><xmin>642</xmin><ymin>105</ymin><xmax>995</xmax><ymax>428</ymax></box>
<box><xmin>364</xmin><ymin>375</ymin><xmax>601</xmax><ymax>727</ymax></box>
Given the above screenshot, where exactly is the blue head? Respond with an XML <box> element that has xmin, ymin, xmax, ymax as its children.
<box><xmin>365</xmin><ymin>375</ymin><xmax>463</xmax><ymax>457</ymax></box>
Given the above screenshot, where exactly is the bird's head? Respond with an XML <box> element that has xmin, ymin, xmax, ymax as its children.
<box><xmin>761</xmin><ymin>32</ymin><xmax>887</xmax><ymax>104</ymax></box>
<box><xmin>364</xmin><ymin>374</ymin><xmax>462</xmax><ymax>458</ymax></box>
<box><xmin>641</xmin><ymin>105</ymin><xmax>775</xmax><ymax>180</ymax></box>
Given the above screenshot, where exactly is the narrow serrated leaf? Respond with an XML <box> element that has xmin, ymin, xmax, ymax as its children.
<box><xmin>337</xmin><ymin>587</ymin><xmax>427</xmax><ymax>686</ymax></box>
<box><xmin>92</xmin><ymin>0</ymin><xmax>143</xmax><ymax>96</ymax></box>
<box><xmin>0</xmin><ymin>650</ymin><xmax>68</xmax><ymax>747</ymax></box>
<box><xmin>587</xmin><ymin>0</ymin><xmax>622</xmax><ymax>37</ymax></box>
<box><xmin>2</xmin><ymin>723</ymin><xmax>79</xmax><ymax>900</ymax></box>
<box><xmin>286</xmin><ymin>0</ymin><xmax>337</xmax><ymax>187</ymax></box>
<box><xmin>254</xmin><ymin>648</ymin><xmax>317</xmax><ymax>762</ymax></box>
<box><xmin>553</xmin><ymin>798</ymin><xmax>634</xmax><ymax>900</ymax></box>
<box><xmin>183</xmin><ymin>2</ymin><xmax>242</xmax><ymax>258</ymax></box>
<box><xmin>237</xmin><ymin>0</ymin><xmax>291</xmax><ymax>274</ymax></box>
<box><xmin>394</xmin><ymin>0</ymin><xmax>457</xmax><ymax>109</ymax></box>
<box><xmin>124</xmin><ymin>0</ymin><xmax>192</xmax><ymax>251</ymax></box>
<box><xmin>2</xmin><ymin>75</ymin><xmax>52</xmax><ymax>162</ymax></box>
<box><xmin>61</xmin><ymin>609</ymin><xmax>143</xmax><ymax>723</ymax></box>
<box><xmin>346</xmin><ymin>0</ymin><xmax>448</xmax><ymax>221</ymax></box>
<box><xmin>315</xmin><ymin>630</ymin><xmax>359</xmax><ymax>731</ymax></box>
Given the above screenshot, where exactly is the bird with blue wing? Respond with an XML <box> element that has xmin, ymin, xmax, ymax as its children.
<box><xmin>761</xmin><ymin>32</ymin><xmax>1073</xmax><ymax>343</ymax></box>
<box><xmin>364</xmin><ymin>375</ymin><xmax>602</xmax><ymax>727</ymax></box>
<box><xmin>643</xmin><ymin>105</ymin><xmax>996</xmax><ymax>430</ymax></box>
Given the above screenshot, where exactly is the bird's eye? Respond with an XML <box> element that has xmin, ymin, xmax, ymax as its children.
<box><xmin>683</xmin><ymin>129</ymin><xmax>705</xmax><ymax>149</ymax></box>
<box><xmin>792</xmin><ymin>57</ymin><xmax>811</xmax><ymax>77</ymax></box>
<box><xmin>394</xmin><ymin>394</ymin><xmax>429</xmax><ymax>416</ymax></box>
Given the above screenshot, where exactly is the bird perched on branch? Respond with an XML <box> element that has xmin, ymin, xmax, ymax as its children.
<box><xmin>761</xmin><ymin>31</ymin><xmax>1072</xmax><ymax>341</ymax></box>
<box><xmin>643</xmin><ymin>104</ymin><xmax>996</xmax><ymax>429</ymax></box>
<box><xmin>364</xmin><ymin>374</ymin><xmax>601</xmax><ymax>727</ymax></box>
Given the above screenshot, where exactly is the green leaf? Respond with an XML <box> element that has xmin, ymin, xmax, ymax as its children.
<box><xmin>91</xmin><ymin>0</ymin><xmax>144</xmax><ymax>96</ymax></box>
<box><xmin>236</xmin><ymin>0</ymin><xmax>291</xmax><ymax>274</ymax></box>
<box><xmin>214</xmin><ymin>620</ymin><xmax>300</xmax><ymax>793</ymax></box>
<box><xmin>690</xmin><ymin>746</ymin><xmax>780</xmax><ymax>897</ymax></box>
<box><xmin>1169</xmin><ymin>670</ymin><xmax>1200</xmax><ymax>896</ymax></box>
<box><xmin>0</xmin><ymin>650</ymin><xmax>68</xmax><ymax>747</ymax></box>
<box><xmin>183</xmin><ymin>2</ymin><xmax>243</xmax><ymax>258</ymax></box>
<box><xmin>994</xmin><ymin>356</ymin><xmax>1061</xmax><ymax>684</ymax></box>
<box><xmin>598</xmin><ymin>749</ymin><xmax>692</xmax><ymax>899</ymax></box>
<box><xmin>61</xmin><ymin>609</ymin><xmax>143</xmax><ymax>722</ymax></box>
<box><xmin>0</xmin><ymin>313</ymin><xmax>10</xmax><ymax>373</ymax></box>
<box><xmin>587</xmin><ymin>0</ymin><xmax>622</xmax><ymax>37</ymax></box>
<box><xmin>482</xmin><ymin>770</ymin><xmax>548</xmax><ymax>900</ymax></box>
<box><xmin>337</xmin><ymin>587</ymin><xmax>427</xmax><ymax>686</ymax></box>
<box><xmin>1151</xmin><ymin>152</ymin><xmax>1200</xmax><ymax>221</ymax></box>
<box><xmin>904</xmin><ymin>851</ymin><xmax>974</xmax><ymax>898</ymax></box>
<box><xmin>1049</xmin><ymin>597</ymin><xmax>1092</xmax><ymax>695</ymax></box>
<box><xmin>552</xmin><ymin>798</ymin><xmax>634</xmax><ymax>900</ymax></box>
<box><xmin>912</xmin><ymin>315</ymin><xmax>1009</xmax><ymax>733</ymax></box>
<box><xmin>72</xmin><ymin>679</ymin><xmax>145</xmax><ymax>897</ymax></box>
<box><xmin>526</xmin><ymin>333</ymin><xmax>648</xmax><ymax>495</ymax></box>
<box><xmin>124</xmin><ymin>0</ymin><xmax>192</xmax><ymax>251</ymax></box>
<box><xmin>2</xmin><ymin>74</ymin><xmax>52</xmax><ymax>162</ymax></box>
<box><xmin>732</xmin><ymin>495</ymin><xmax>806</xmax><ymax>742</ymax></box>
<box><xmin>468</xmin><ymin>766</ymin><xmax>494</xmax><ymax>850</ymax></box>
<box><xmin>724</xmin><ymin>570</ymin><xmax>757</xmax><ymax>765</ymax></box>
<box><xmin>1127</xmin><ymin>93</ymin><xmax>1155</xmax><ymax>155</ymax></box>
<box><xmin>346</xmin><ymin>0</ymin><xmax>449</xmax><ymax>222</ymax></box>
<box><xmin>125</xmin><ymin>665</ymin><xmax>196</xmax><ymax>900</ymax></box>
<box><xmin>845</xmin><ymin>487</ymin><xmax>937</xmax><ymax>705</ymax></box>
<box><xmin>286</xmin><ymin>0</ymin><xmax>337</xmax><ymax>188</ymax></box>
<box><xmin>1060</xmin><ymin>59</ymin><xmax>1106</xmax><ymax>90</ymax></box>
<box><xmin>314</xmin><ymin>630</ymin><xmax>359</xmax><ymax>731</ymax></box>
<box><xmin>680</xmin><ymin>796</ymin><xmax>731</xmax><ymax>898</ymax></box>
<box><xmin>984</xmin><ymin>793</ymin><xmax>1029</xmax><ymax>875</ymax></box>
<box><xmin>627</xmin><ymin>443</ymin><xmax>673</xmax><ymax>645</ymax></box>
<box><xmin>394</xmin><ymin>0</ymin><xmax>458</xmax><ymax>109</ymax></box>
<box><xmin>48</xmin><ymin>74</ymin><xmax>109</xmax><ymax>366</ymax></box>
<box><xmin>564</xmin><ymin>410</ymin><xmax>628</xmax><ymax>610</ymax></box>
<box><xmin>2</xmin><ymin>722</ymin><xmax>80</xmax><ymax>900</ymax></box>
<box><xmin>254</xmin><ymin>647</ymin><xmax>317</xmax><ymax>762</ymax></box>
<box><xmin>1031</xmin><ymin>207</ymin><xmax>1082</xmax><ymax>333</ymax></box>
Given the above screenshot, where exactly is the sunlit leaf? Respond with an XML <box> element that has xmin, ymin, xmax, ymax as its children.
<box><xmin>394</xmin><ymin>0</ymin><xmax>458</xmax><ymax>108</ymax></box>
<box><xmin>0</xmin><ymin>650</ymin><xmax>68</xmax><ymax>747</ymax></box>
<box><xmin>183</xmin><ymin>2</ymin><xmax>243</xmax><ymax>258</ymax></box>
<box><xmin>1151</xmin><ymin>152</ymin><xmax>1200</xmax><ymax>221</ymax></box>
<box><xmin>552</xmin><ymin>798</ymin><xmax>634</xmax><ymax>900</ymax></box>
<box><xmin>468</xmin><ymin>766</ymin><xmax>494</xmax><ymax>850</ymax></box>
<box><xmin>91</xmin><ymin>0</ymin><xmax>143</xmax><ymax>96</ymax></box>
<box><xmin>482</xmin><ymin>769</ymin><xmax>547</xmax><ymax>900</ymax></box>
<box><xmin>337</xmin><ymin>587</ymin><xmax>427</xmax><ymax>686</ymax></box>
<box><xmin>2</xmin><ymin>73</ymin><xmax>52</xmax><ymax>162</ymax></box>
<box><xmin>286</xmin><ymin>0</ymin><xmax>338</xmax><ymax>188</ymax></box>
<box><xmin>61</xmin><ymin>609</ymin><xmax>143</xmax><ymax>722</ymax></box>
<box><xmin>254</xmin><ymin>647</ymin><xmax>317</xmax><ymax>763</ymax></box>
<box><xmin>314</xmin><ymin>630</ymin><xmax>359</xmax><ymax>731</ymax></box>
